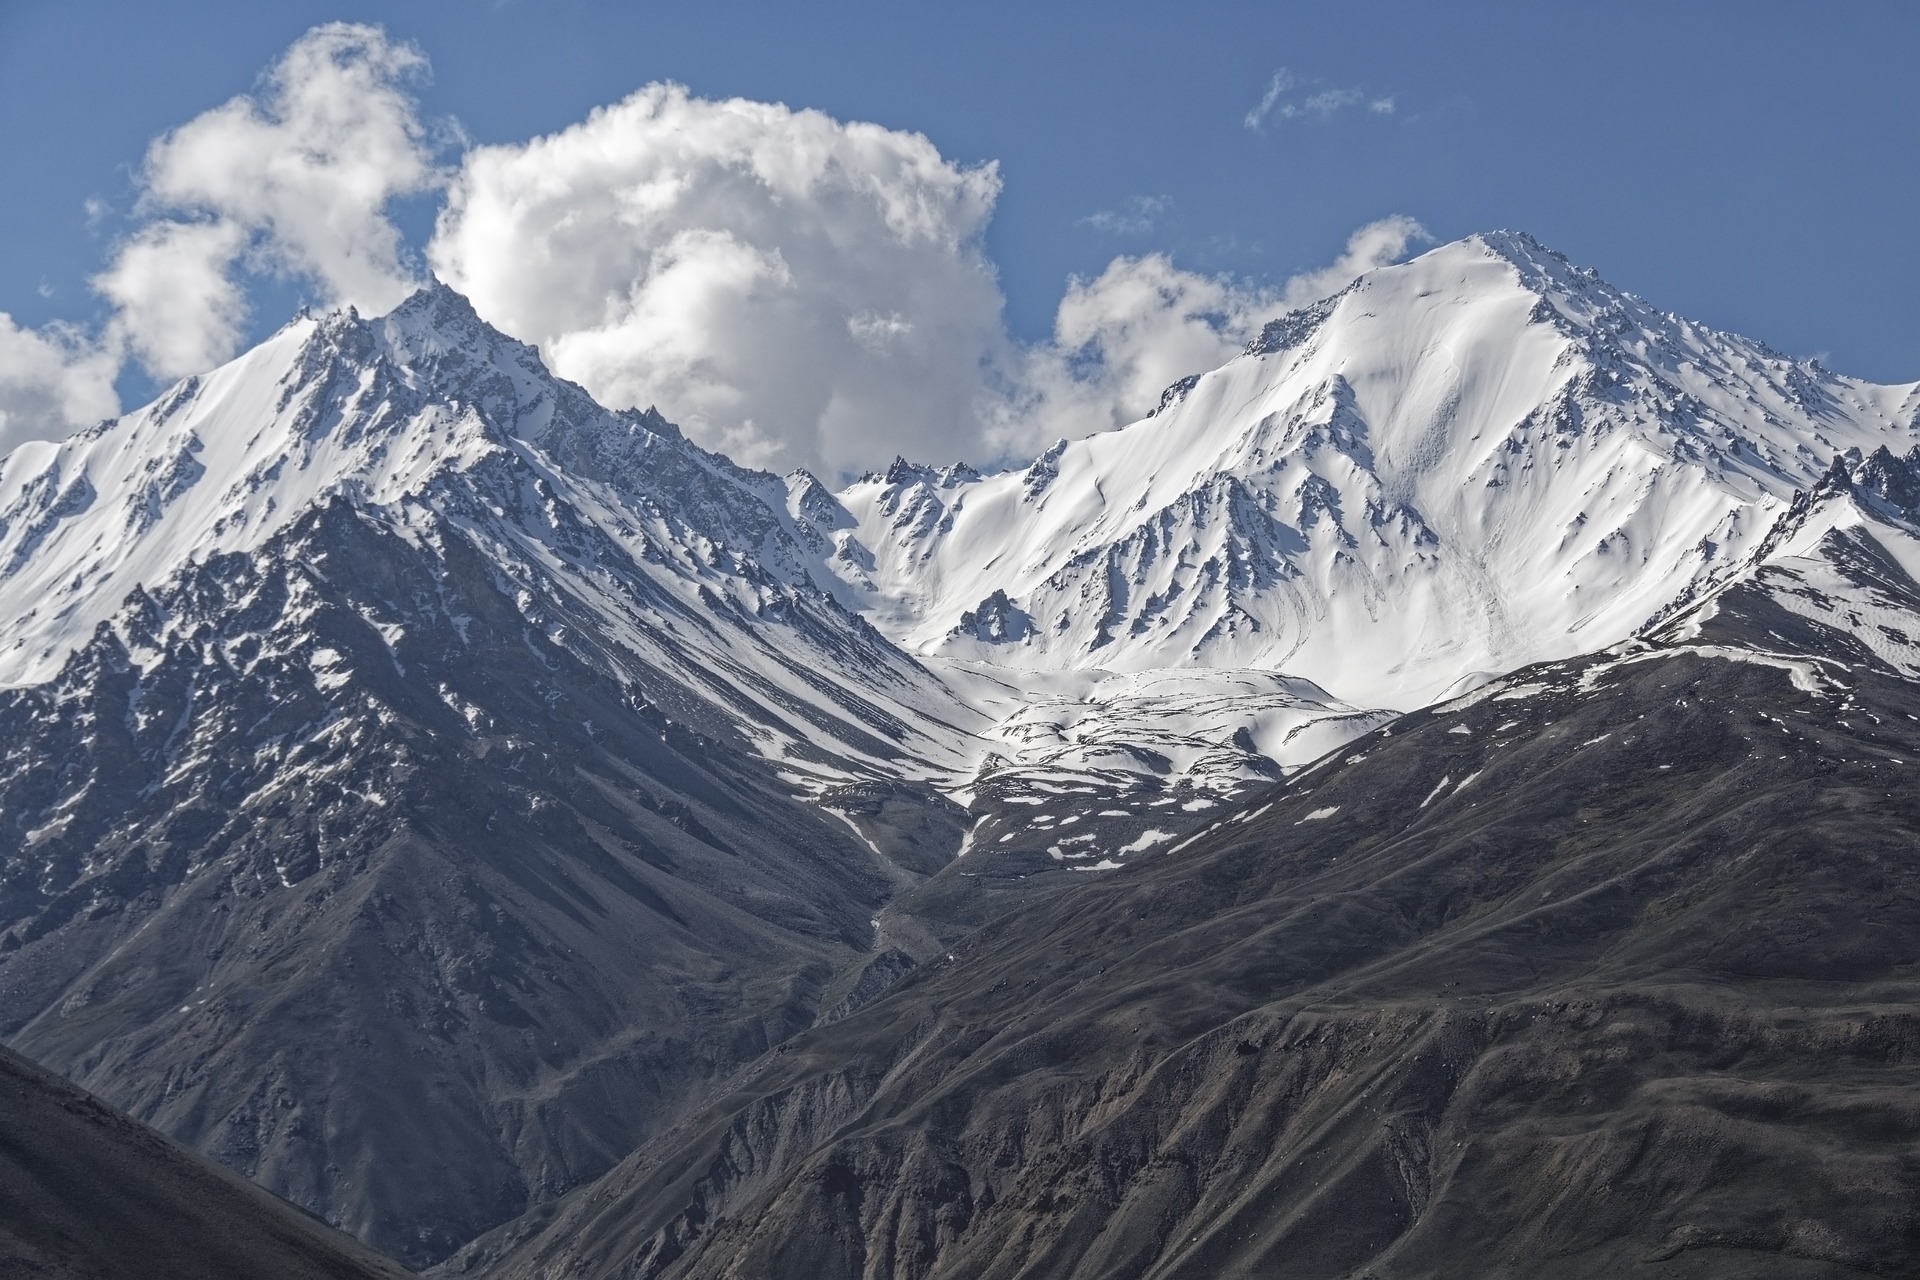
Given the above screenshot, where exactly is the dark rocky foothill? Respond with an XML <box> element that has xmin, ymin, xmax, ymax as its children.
<box><xmin>0</xmin><ymin>1040</ymin><xmax>415</xmax><ymax>1279</ymax></box>
<box><xmin>462</xmin><ymin>591</ymin><xmax>1920</xmax><ymax>1280</ymax></box>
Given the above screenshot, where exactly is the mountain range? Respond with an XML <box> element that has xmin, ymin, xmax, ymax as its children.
<box><xmin>0</xmin><ymin>232</ymin><xmax>1916</xmax><ymax>1276</ymax></box>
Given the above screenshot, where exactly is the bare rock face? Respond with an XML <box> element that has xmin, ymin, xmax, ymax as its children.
<box><xmin>0</xmin><ymin>1039</ymin><xmax>416</xmax><ymax>1279</ymax></box>
<box><xmin>468</xmin><ymin>584</ymin><xmax>1920</xmax><ymax>1279</ymax></box>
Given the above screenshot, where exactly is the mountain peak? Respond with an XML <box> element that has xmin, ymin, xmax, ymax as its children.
<box><xmin>0</xmin><ymin>276</ymin><xmax>711</xmax><ymax>688</ymax></box>
<box><xmin>1246</xmin><ymin>233</ymin><xmax>1589</xmax><ymax>364</ymax></box>
<box><xmin>363</xmin><ymin>277</ymin><xmax>543</xmax><ymax>374</ymax></box>
<box><xmin>1384</xmin><ymin>230</ymin><xmax>1619</xmax><ymax>316</ymax></box>
<box><xmin>1464</xmin><ymin>227</ymin><xmax>1567</xmax><ymax>264</ymax></box>
<box><xmin>380</xmin><ymin>276</ymin><xmax>489</xmax><ymax>335</ymax></box>
<box><xmin>828</xmin><ymin>230</ymin><xmax>1919</xmax><ymax>711</ymax></box>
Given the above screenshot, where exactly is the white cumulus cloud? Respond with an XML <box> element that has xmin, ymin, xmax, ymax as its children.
<box><xmin>429</xmin><ymin>83</ymin><xmax>1007</xmax><ymax>477</ymax></box>
<box><xmin>429</xmin><ymin>83</ymin><xmax>1423</xmax><ymax>477</ymax></box>
<box><xmin>1276</xmin><ymin>214</ymin><xmax>1430</xmax><ymax>309</ymax></box>
<box><xmin>0</xmin><ymin>27</ymin><xmax>1431</xmax><ymax>481</ymax></box>
<box><xmin>92</xmin><ymin>220</ymin><xmax>250</xmax><ymax>380</ymax></box>
<box><xmin>1006</xmin><ymin>254</ymin><xmax>1275</xmax><ymax>450</ymax></box>
<box><xmin>101</xmin><ymin>21</ymin><xmax>440</xmax><ymax>378</ymax></box>
<box><xmin>0</xmin><ymin>316</ymin><xmax>121</xmax><ymax>453</ymax></box>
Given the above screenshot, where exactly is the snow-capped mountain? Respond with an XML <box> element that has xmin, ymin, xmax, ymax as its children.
<box><xmin>809</xmin><ymin>231</ymin><xmax>1919</xmax><ymax>725</ymax></box>
<box><xmin>4</xmin><ymin>232</ymin><xmax>1920</xmax><ymax>1270</ymax></box>
<box><xmin>12</xmin><ymin>232</ymin><xmax>1910</xmax><ymax>858</ymax></box>
<box><xmin>472</xmin><ymin>524</ymin><xmax>1920</xmax><ymax>1280</ymax></box>
<box><xmin>0</xmin><ymin>286</ymin><xmax>988</xmax><ymax>1265</ymax></box>
<box><xmin>0</xmin><ymin>283</ymin><xmax>977</xmax><ymax>788</ymax></box>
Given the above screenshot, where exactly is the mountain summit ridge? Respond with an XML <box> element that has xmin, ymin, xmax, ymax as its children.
<box><xmin>0</xmin><ymin>276</ymin><xmax>978</xmax><ymax>784</ymax></box>
<box><xmin>815</xmin><ymin>234</ymin><xmax>1919</xmax><ymax>712</ymax></box>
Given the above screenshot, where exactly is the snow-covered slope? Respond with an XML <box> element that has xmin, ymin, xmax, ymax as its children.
<box><xmin>0</xmin><ymin>284</ymin><xmax>980</xmax><ymax>787</ymax></box>
<box><xmin>812</xmin><ymin>233</ymin><xmax>1920</xmax><ymax>722</ymax></box>
<box><xmin>945</xmin><ymin>662</ymin><xmax>1389</xmax><ymax>798</ymax></box>
<box><xmin>1653</xmin><ymin>444</ymin><xmax>1920</xmax><ymax>680</ymax></box>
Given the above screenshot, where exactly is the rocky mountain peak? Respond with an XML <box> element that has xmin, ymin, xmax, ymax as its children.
<box><xmin>826</xmin><ymin>233</ymin><xmax>1920</xmax><ymax>714</ymax></box>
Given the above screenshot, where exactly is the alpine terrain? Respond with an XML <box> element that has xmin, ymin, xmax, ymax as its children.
<box><xmin>1</xmin><ymin>232</ymin><xmax>1917</xmax><ymax>1276</ymax></box>
<box><xmin>0</xmin><ymin>285</ymin><xmax>978</xmax><ymax>1265</ymax></box>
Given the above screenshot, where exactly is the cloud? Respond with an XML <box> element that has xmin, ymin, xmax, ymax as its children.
<box><xmin>93</xmin><ymin>220</ymin><xmax>250</xmax><ymax>380</ymax></box>
<box><xmin>1244</xmin><ymin>70</ymin><xmax>1299</xmax><ymax>130</ymax></box>
<box><xmin>997</xmin><ymin>216</ymin><xmax>1430</xmax><ymax>456</ymax></box>
<box><xmin>0</xmin><ymin>315</ymin><xmax>120</xmax><ymax>453</ymax></box>
<box><xmin>1001</xmin><ymin>253</ymin><xmax>1268</xmax><ymax>450</ymax></box>
<box><xmin>101</xmin><ymin>22</ymin><xmax>440</xmax><ymax>378</ymax></box>
<box><xmin>429</xmin><ymin>82</ymin><xmax>1007</xmax><ymax>477</ymax></box>
<box><xmin>1083</xmin><ymin>195</ymin><xmax>1172</xmax><ymax>236</ymax></box>
<box><xmin>0</xmin><ymin>28</ymin><xmax>1430</xmax><ymax>482</ymax></box>
<box><xmin>1290</xmin><ymin>88</ymin><xmax>1365</xmax><ymax>120</ymax></box>
<box><xmin>1245</xmin><ymin>68</ymin><xmax>1397</xmax><ymax>130</ymax></box>
<box><xmin>1276</xmin><ymin>214</ymin><xmax>1430</xmax><ymax>309</ymax></box>
<box><xmin>848</xmin><ymin>310</ymin><xmax>914</xmax><ymax>351</ymax></box>
<box><xmin>427</xmin><ymin>81</ymin><xmax>1425</xmax><ymax>478</ymax></box>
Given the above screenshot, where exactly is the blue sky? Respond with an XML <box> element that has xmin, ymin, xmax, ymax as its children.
<box><xmin>1</xmin><ymin>0</ymin><xmax>1916</xmax><ymax>471</ymax></box>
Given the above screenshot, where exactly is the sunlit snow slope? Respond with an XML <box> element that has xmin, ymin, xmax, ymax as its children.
<box><xmin>0</xmin><ymin>285</ymin><xmax>979</xmax><ymax>787</ymax></box>
<box><xmin>811</xmin><ymin>233</ymin><xmax>1920</xmax><ymax>724</ymax></box>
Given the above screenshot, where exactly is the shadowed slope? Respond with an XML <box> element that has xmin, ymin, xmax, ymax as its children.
<box><xmin>0</xmin><ymin>499</ymin><xmax>907</xmax><ymax>1266</ymax></box>
<box><xmin>0</xmin><ymin>1041</ymin><xmax>415</xmax><ymax>1280</ymax></box>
